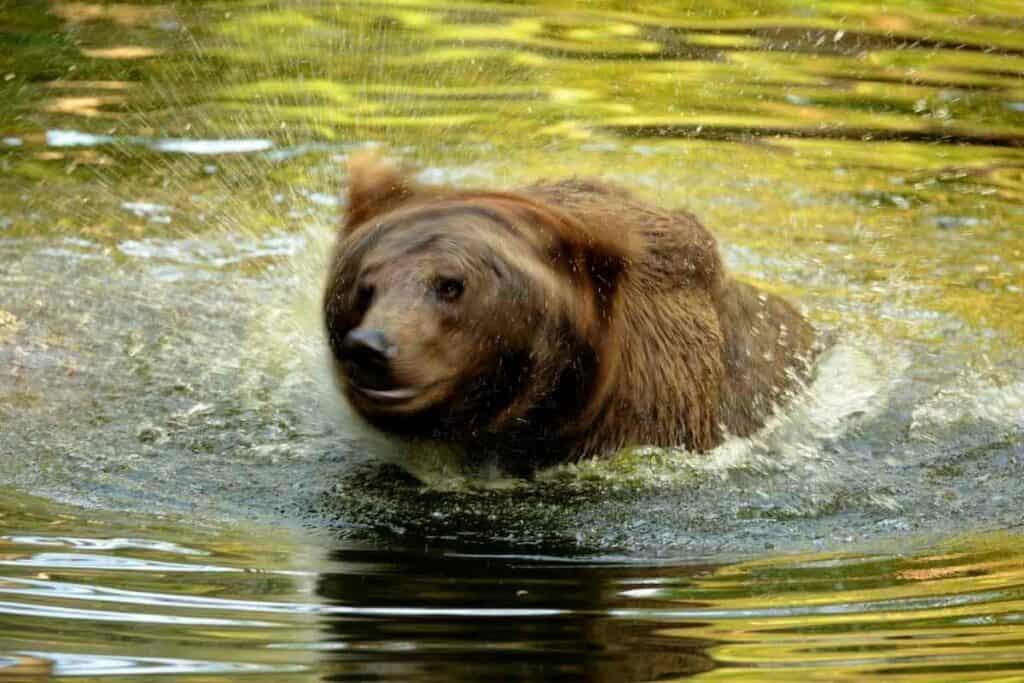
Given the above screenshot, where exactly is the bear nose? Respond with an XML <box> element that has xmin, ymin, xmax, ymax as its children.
<box><xmin>339</xmin><ymin>328</ymin><xmax>396</xmax><ymax>390</ymax></box>
<box><xmin>342</xmin><ymin>328</ymin><xmax>394</xmax><ymax>360</ymax></box>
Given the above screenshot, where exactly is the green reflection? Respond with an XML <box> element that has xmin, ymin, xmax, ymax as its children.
<box><xmin>1</xmin><ymin>0</ymin><xmax>1021</xmax><ymax>343</ymax></box>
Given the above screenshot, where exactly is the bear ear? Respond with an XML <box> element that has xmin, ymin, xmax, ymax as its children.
<box><xmin>559</xmin><ymin>214</ymin><xmax>639</xmax><ymax>304</ymax></box>
<box><xmin>492</xmin><ymin>196</ymin><xmax>639</xmax><ymax>303</ymax></box>
<box><xmin>343</xmin><ymin>152</ymin><xmax>422</xmax><ymax>234</ymax></box>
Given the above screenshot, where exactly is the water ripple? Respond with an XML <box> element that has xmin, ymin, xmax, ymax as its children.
<box><xmin>0</xmin><ymin>576</ymin><xmax>563</xmax><ymax>619</ymax></box>
<box><xmin>0</xmin><ymin>553</ymin><xmax>241</xmax><ymax>573</ymax></box>
<box><xmin>0</xmin><ymin>577</ymin><xmax>319</xmax><ymax>615</ymax></box>
<box><xmin>0</xmin><ymin>600</ymin><xmax>275</xmax><ymax>626</ymax></box>
<box><xmin>1</xmin><ymin>536</ymin><xmax>209</xmax><ymax>556</ymax></box>
<box><xmin>17</xmin><ymin>651</ymin><xmax>304</xmax><ymax>677</ymax></box>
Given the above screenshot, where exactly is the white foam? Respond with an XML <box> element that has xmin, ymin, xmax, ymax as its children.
<box><xmin>46</xmin><ymin>129</ymin><xmax>114</xmax><ymax>147</ymax></box>
<box><xmin>551</xmin><ymin>338</ymin><xmax>908</xmax><ymax>488</ymax></box>
<box><xmin>149</xmin><ymin>138</ymin><xmax>273</xmax><ymax>155</ymax></box>
<box><xmin>117</xmin><ymin>234</ymin><xmax>303</xmax><ymax>267</ymax></box>
<box><xmin>707</xmin><ymin>341</ymin><xmax>904</xmax><ymax>472</ymax></box>
<box><xmin>121</xmin><ymin>201</ymin><xmax>171</xmax><ymax>217</ymax></box>
<box><xmin>911</xmin><ymin>375</ymin><xmax>1024</xmax><ymax>435</ymax></box>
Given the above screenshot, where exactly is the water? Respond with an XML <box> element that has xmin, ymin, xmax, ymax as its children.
<box><xmin>1</xmin><ymin>0</ymin><xmax>1023</xmax><ymax>679</ymax></box>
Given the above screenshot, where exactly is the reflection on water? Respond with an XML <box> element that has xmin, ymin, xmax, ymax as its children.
<box><xmin>1</xmin><ymin>0</ymin><xmax>1024</xmax><ymax>680</ymax></box>
<box><xmin>2</xmin><ymin>492</ymin><xmax>1024</xmax><ymax>681</ymax></box>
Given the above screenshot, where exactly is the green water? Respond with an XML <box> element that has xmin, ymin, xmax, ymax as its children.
<box><xmin>1</xmin><ymin>0</ymin><xmax>1023</xmax><ymax>680</ymax></box>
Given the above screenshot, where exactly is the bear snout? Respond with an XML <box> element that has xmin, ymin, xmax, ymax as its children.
<box><xmin>339</xmin><ymin>328</ymin><xmax>398</xmax><ymax>391</ymax></box>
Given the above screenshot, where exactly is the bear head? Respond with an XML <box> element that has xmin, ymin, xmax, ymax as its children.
<box><xmin>323</xmin><ymin>153</ymin><xmax>637</xmax><ymax>465</ymax></box>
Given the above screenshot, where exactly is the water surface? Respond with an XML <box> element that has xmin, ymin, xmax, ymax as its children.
<box><xmin>1</xmin><ymin>0</ymin><xmax>1023</xmax><ymax>680</ymax></box>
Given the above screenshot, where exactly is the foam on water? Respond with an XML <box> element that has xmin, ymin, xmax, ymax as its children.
<box><xmin>912</xmin><ymin>374</ymin><xmax>1024</xmax><ymax>435</ymax></box>
<box><xmin>619</xmin><ymin>339</ymin><xmax>908</xmax><ymax>484</ymax></box>
<box><xmin>117</xmin><ymin>233</ymin><xmax>305</xmax><ymax>267</ymax></box>
<box><xmin>45</xmin><ymin>129</ymin><xmax>115</xmax><ymax>147</ymax></box>
<box><xmin>43</xmin><ymin>129</ymin><xmax>274</xmax><ymax>156</ymax></box>
<box><xmin>149</xmin><ymin>138</ymin><xmax>275</xmax><ymax>155</ymax></box>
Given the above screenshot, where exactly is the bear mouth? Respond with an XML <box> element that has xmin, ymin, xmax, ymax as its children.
<box><xmin>347</xmin><ymin>378</ymin><xmax>453</xmax><ymax>413</ymax></box>
<box><xmin>350</xmin><ymin>384</ymin><xmax>422</xmax><ymax>405</ymax></box>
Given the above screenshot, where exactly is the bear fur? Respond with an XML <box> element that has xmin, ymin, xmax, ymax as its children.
<box><xmin>323</xmin><ymin>154</ymin><xmax>817</xmax><ymax>474</ymax></box>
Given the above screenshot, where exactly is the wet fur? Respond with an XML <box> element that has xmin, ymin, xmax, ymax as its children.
<box><xmin>324</xmin><ymin>154</ymin><xmax>817</xmax><ymax>473</ymax></box>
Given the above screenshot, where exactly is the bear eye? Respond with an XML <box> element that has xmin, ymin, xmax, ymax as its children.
<box><xmin>355</xmin><ymin>283</ymin><xmax>374</xmax><ymax>313</ymax></box>
<box><xmin>435</xmin><ymin>277</ymin><xmax>465</xmax><ymax>303</ymax></box>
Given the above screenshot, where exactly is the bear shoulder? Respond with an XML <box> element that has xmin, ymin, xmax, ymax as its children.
<box><xmin>523</xmin><ymin>180</ymin><xmax>723</xmax><ymax>292</ymax></box>
<box><xmin>525</xmin><ymin>177</ymin><xmax>636</xmax><ymax>201</ymax></box>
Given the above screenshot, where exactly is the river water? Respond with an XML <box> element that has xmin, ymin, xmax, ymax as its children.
<box><xmin>1</xmin><ymin>1</ymin><xmax>1023</xmax><ymax>680</ymax></box>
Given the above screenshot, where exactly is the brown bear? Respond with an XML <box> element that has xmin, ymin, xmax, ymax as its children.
<box><xmin>323</xmin><ymin>153</ymin><xmax>817</xmax><ymax>474</ymax></box>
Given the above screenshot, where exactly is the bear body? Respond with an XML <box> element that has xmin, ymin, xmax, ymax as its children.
<box><xmin>323</xmin><ymin>155</ymin><xmax>817</xmax><ymax>474</ymax></box>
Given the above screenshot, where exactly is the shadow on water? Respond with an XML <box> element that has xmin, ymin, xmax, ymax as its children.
<box><xmin>315</xmin><ymin>546</ymin><xmax>717</xmax><ymax>681</ymax></box>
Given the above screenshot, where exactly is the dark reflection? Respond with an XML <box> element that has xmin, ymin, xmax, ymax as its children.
<box><xmin>315</xmin><ymin>545</ymin><xmax>716</xmax><ymax>682</ymax></box>
<box><xmin>606</xmin><ymin>123</ymin><xmax>1024</xmax><ymax>148</ymax></box>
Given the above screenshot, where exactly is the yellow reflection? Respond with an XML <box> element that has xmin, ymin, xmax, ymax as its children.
<box><xmin>81</xmin><ymin>46</ymin><xmax>163</xmax><ymax>59</ymax></box>
<box><xmin>44</xmin><ymin>95</ymin><xmax>125</xmax><ymax>117</ymax></box>
<box><xmin>51</xmin><ymin>2</ymin><xmax>173</xmax><ymax>27</ymax></box>
<box><xmin>647</xmin><ymin>533</ymin><xmax>1024</xmax><ymax>681</ymax></box>
<box><xmin>43</xmin><ymin>81</ymin><xmax>133</xmax><ymax>91</ymax></box>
